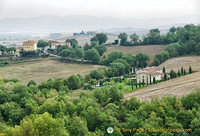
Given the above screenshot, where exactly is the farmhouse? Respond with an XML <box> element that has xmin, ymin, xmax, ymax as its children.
<box><xmin>50</xmin><ymin>42</ymin><xmax>71</xmax><ymax>49</ymax></box>
<box><xmin>136</xmin><ymin>67</ymin><xmax>164</xmax><ymax>83</ymax></box>
<box><xmin>23</xmin><ymin>40</ymin><xmax>37</xmax><ymax>51</ymax></box>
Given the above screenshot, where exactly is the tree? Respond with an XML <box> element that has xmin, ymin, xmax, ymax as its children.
<box><xmin>91</xmin><ymin>33</ymin><xmax>107</xmax><ymax>45</ymax></box>
<box><xmin>143</xmin><ymin>28</ymin><xmax>161</xmax><ymax>44</ymax></box>
<box><xmin>165</xmin><ymin>43</ymin><xmax>180</xmax><ymax>58</ymax></box>
<box><xmin>90</xmin><ymin>70</ymin><xmax>104</xmax><ymax>80</ymax></box>
<box><xmin>178</xmin><ymin>70</ymin><xmax>181</xmax><ymax>76</ymax></box>
<box><xmin>164</xmin><ymin>73</ymin><xmax>167</xmax><ymax>81</ymax></box>
<box><xmin>163</xmin><ymin>66</ymin><xmax>166</xmax><ymax>73</ymax></box>
<box><xmin>118</xmin><ymin>33</ymin><xmax>128</xmax><ymax>45</ymax></box>
<box><xmin>136</xmin><ymin>53</ymin><xmax>150</xmax><ymax>68</ymax></box>
<box><xmin>170</xmin><ymin>69</ymin><xmax>176</xmax><ymax>78</ymax></box>
<box><xmin>83</xmin><ymin>43</ymin><xmax>92</xmax><ymax>51</ymax></box>
<box><xmin>153</xmin><ymin>77</ymin><xmax>156</xmax><ymax>84</ymax></box>
<box><xmin>130</xmin><ymin>33</ymin><xmax>139</xmax><ymax>45</ymax></box>
<box><xmin>94</xmin><ymin>44</ymin><xmax>107</xmax><ymax>56</ymax></box>
<box><xmin>37</xmin><ymin>40</ymin><xmax>48</xmax><ymax>48</ymax></box>
<box><xmin>67</xmin><ymin>75</ymin><xmax>81</xmax><ymax>90</ymax></box>
<box><xmin>68</xmin><ymin>116</ymin><xmax>89</xmax><ymax>136</ymax></box>
<box><xmin>101</xmin><ymin>51</ymin><xmax>123</xmax><ymax>65</ymax></box>
<box><xmin>27</xmin><ymin>80</ymin><xmax>37</xmax><ymax>87</ymax></box>
<box><xmin>110</xmin><ymin>62</ymin><xmax>126</xmax><ymax>76</ymax></box>
<box><xmin>181</xmin><ymin>67</ymin><xmax>184</xmax><ymax>75</ymax></box>
<box><xmin>66</xmin><ymin>39</ymin><xmax>78</xmax><ymax>48</ymax></box>
<box><xmin>189</xmin><ymin>65</ymin><xmax>192</xmax><ymax>74</ymax></box>
<box><xmin>153</xmin><ymin>58</ymin><xmax>160</xmax><ymax>66</ymax></box>
<box><xmin>7</xmin><ymin>112</ymin><xmax>69</xmax><ymax>136</ymax></box>
<box><xmin>84</xmin><ymin>49</ymin><xmax>100</xmax><ymax>64</ymax></box>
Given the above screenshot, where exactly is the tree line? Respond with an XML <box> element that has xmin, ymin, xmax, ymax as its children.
<box><xmin>0</xmin><ymin>77</ymin><xmax>200</xmax><ymax>136</ymax></box>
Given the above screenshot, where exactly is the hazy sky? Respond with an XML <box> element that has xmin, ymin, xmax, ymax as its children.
<box><xmin>0</xmin><ymin>0</ymin><xmax>199</xmax><ymax>18</ymax></box>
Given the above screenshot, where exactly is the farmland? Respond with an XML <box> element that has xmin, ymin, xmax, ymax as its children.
<box><xmin>105</xmin><ymin>45</ymin><xmax>165</xmax><ymax>63</ymax></box>
<box><xmin>0</xmin><ymin>58</ymin><xmax>101</xmax><ymax>84</ymax></box>
<box><xmin>124</xmin><ymin>56</ymin><xmax>200</xmax><ymax>101</ymax></box>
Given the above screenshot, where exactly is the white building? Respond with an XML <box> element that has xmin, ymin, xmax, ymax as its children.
<box><xmin>136</xmin><ymin>67</ymin><xmax>164</xmax><ymax>83</ymax></box>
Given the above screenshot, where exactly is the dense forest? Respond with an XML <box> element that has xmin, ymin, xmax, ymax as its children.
<box><xmin>0</xmin><ymin>78</ymin><xmax>200</xmax><ymax>136</ymax></box>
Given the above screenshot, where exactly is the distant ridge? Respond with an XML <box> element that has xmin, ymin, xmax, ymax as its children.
<box><xmin>0</xmin><ymin>15</ymin><xmax>199</xmax><ymax>33</ymax></box>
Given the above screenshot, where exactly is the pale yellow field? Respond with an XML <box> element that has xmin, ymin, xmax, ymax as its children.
<box><xmin>0</xmin><ymin>59</ymin><xmax>101</xmax><ymax>84</ymax></box>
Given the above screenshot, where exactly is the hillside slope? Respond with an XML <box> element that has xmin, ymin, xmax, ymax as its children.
<box><xmin>124</xmin><ymin>56</ymin><xmax>200</xmax><ymax>101</ymax></box>
<box><xmin>105</xmin><ymin>45</ymin><xmax>165</xmax><ymax>63</ymax></box>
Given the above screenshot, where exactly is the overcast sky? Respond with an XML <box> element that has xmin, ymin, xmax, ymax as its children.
<box><xmin>0</xmin><ymin>0</ymin><xmax>199</xmax><ymax>19</ymax></box>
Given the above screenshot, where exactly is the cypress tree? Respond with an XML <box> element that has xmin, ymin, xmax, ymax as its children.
<box><xmin>178</xmin><ymin>69</ymin><xmax>181</xmax><ymax>76</ymax></box>
<box><xmin>181</xmin><ymin>67</ymin><xmax>184</xmax><ymax>75</ymax></box>
<box><xmin>164</xmin><ymin>73</ymin><xmax>167</xmax><ymax>81</ymax></box>
<box><xmin>163</xmin><ymin>66</ymin><xmax>166</xmax><ymax>73</ymax></box>
<box><xmin>153</xmin><ymin>77</ymin><xmax>156</xmax><ymax>84</ymax></box>
<box><xmin>189</xmin><ymin>66</ymin><xmax>192</xmax><ymax>74</ymax></box>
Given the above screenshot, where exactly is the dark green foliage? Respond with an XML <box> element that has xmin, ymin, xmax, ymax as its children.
<box><xmin>181</xmin><ymin>67</ymin><xmax>184</xmax><ymax>75</ymax></box>
<box><xmin>90</xmin><ymin>68</ymin><xmax>105</xmax><ymax>80</ymax></box>
<box><xmin>154</xmin><ymin>51</ymin><xmax>169</xmax><ymax>65</ymax></box>
<box><xmin>164</xmin><ymin>73</ymin><xmax>167</xmax><ymax>81</ymax></box>
<box><xmin>153</xmin><ymin>77</ymin><xmax>156</xmax><ymax>84</ymax></box>
<box><xmin>118</xmin><ymin>33</ymin><xmax>128</xmax><ymax>45</ymax></box>
<box><xmin>1</xmin><ymin>77</ymin><xmax>200</xmax><ymax>136</ymax></box>
<box><xmin>91</xmin><ymin>33</ymin><xmax>108</xmax><ymax>45</ymax></box>
<box><xmin>136</xmin><ymin>53</ymin><xmax>150</xmax><ymax>68</ymax></box>
<box><xmin>67</xmin><ymin>75</ymin><xmax>81</xmax><ymax>90</ymax></box>
<box><xmin>84</xmin><ymin>49</ymin><xmax>100</xmax><ymax>64</ymax></box>
<box><xmin>59</xmin><ymin>48</ymin><xmax>84</xmax><ymax>59</ymax></box>
<box><xmin>163</xmin><ymin>66</ymin><xmax>166</xmax><ymax>73</ymax></box>
<box><xmin>20</xmin><ymin>50</ymin><xmax>38</xmax><ymax>57</ymax></box>
<box><xmin>66</xmin><ymin>38</ymin><xmax>78</xmax><ymax>48</ymax></box>
<box><xmin>189</xmin><ymin>65</ymin><xmax>192</xmax><ymax>74</ymax></box>
<box><xmin>110</xmin><ymin>62</ymin><xmax>126</xmax><ymax>76</ymax></box>
<box><xmin>170</xmin><ymin>69</ymin><xmax>177</xmax><ymax>79</ymax></box>
<box><xmin>37</xmin><ymin>40</ymin><xmax>48</xmax><ymax>48</ymax></box>
<box><xmin>178</xmin><ymin>69</ymin><xmax>181</xmax><ymax>76</ymax></box>
<box><xmin>27</xmin><ymin>80</ymin><xmax>37</xmax><ymax>87</ymax></box>
<box><xmin>94</xmin><ymin>44</ymin><xmax>107</xmax><ymax>56</ymax></box>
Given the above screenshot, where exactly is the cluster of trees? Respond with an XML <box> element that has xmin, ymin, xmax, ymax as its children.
<box><xmin>1</xmin><ymin>78</ymin><xmax>200</xmax><ymax>136</ymax></box>
<box><xmin>20</xmin><ymin>50</ymin><xmax>40</xmax><ymax>57</ymax></box>
<box><xmin>152</xmin><ymin>25</ymin><xmax>200</xmax><ymax>65</ymax></box>
<box><xmin>169</xmin><ymin>66</ymin><xmax>192</xmax><ymax>79</ymax></box>
<box><xmin>100</xmin><ymin>51</ymin><xmax>149</xmax><ymax>77</ymax></box>
<box><xmin>162</xmin><ymin>66</ymin><xmax>193</xmax><ymax>81</ymax></box>
<box><xmin>118</xmin><ymin>33</ymin><xmax>140</xmax><ymax>46</ymax></box>
<box><xmin>117</xmin><ymin>24</ymin><xmax>200</xmax><ymax>50</ymax></box>
<box><xmin>0</xmin><ymin>45</ymin><xmax>16</xmax><ymax>56</ymax></box>
<box><xmin>56</xmin><ymin>34</ymin><xmax>107</xmax><ymax>64</ymax></box>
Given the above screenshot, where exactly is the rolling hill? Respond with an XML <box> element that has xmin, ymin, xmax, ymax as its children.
<box><xmin>124</xmin><ymin>56</ymin><xmax>200</xmax><ymax>101</ymax></box>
